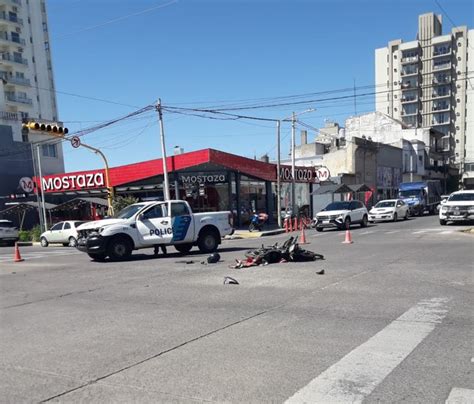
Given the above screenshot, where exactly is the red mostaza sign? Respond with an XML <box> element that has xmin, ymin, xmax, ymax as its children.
<box><xmin>38</xmin><ymin>171</ymin><xmax>105</xmax><ymax>193</ymax></box>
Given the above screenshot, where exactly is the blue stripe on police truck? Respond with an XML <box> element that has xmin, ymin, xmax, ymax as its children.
<box><xmin>171</xmin><ymin>216</ymin><xmax>191</xmax><ymax>242</ymax></box>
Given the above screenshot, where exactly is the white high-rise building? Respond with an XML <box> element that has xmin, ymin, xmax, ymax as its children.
<box><xmin>375</xmin><ymin>12</ymin><xmax>474</xmax><ymax>188</ymax></box>
<box><xmin>0</xmin><ymin>0</ymin><xmax>63</xmax><ymax>175</ymax></box>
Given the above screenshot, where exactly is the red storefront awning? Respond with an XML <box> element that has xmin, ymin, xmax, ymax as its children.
<box><xmin>35</xmin><ymin>148</ymin><xmax>318</xmax><ymax>193</ymax></box>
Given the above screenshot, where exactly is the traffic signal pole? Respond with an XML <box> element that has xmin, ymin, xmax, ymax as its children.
<box><xmin>36</xmin><ymin>145</ymin><xmax>48</xmax><ymax>232</ymax></box>
<box><xmin>78</xmin><ymin>143</ymin><xmax>114</xmax><ymax>216</ymax></box>
<box><xmin>157</xmin><ymin>100</ymin><xmax>171</xmax><ymax>201</ymax></box>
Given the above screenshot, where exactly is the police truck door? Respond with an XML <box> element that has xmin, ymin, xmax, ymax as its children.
<box><xmin>136</xmin><ymin>203</ymin><xmax>172</xmax><ymax>246</ymax></box>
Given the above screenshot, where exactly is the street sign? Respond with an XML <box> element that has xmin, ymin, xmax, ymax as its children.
<box><xmin>19</xmin><ymin>177</ymin><xmax>34</xmax><ymax>193</ymax></box>
<box><xmin>315</xmin><ymin>166</ymin><xmax>331</xmax><ymax>181</ymax></box>
<box><xmin>71</xmin><ymin>136</ymin><xmax>81</xmax><ymax>148</ymax></box>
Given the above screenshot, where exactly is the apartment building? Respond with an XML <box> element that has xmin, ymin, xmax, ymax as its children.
<box><xmin>375</xmin><ymin>12</ymin><xmax>474</xmax><ymax>188</ymax></box>
<box><xmin>0</xmin><ymin>0</ymin><xmax>63</xmax><ymax>181</ymax></box>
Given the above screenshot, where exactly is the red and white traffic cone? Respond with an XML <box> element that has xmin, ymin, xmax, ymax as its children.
<box><xmin>293</xmin><ymin>217</ymin><xmax>298</xmax><ymax>232</ymax></box>
<box><xmin>284</xmin><ymin>218</ymin><xmax>289</xmax><ymax>233</ymax></box>
<box><xmin>289</xmin><ymin>217</ymin><xmax>293</xmax><ymax>232</ymax></box>
<box><xmin>14</xmin><ymin>242</ymin><xmax>24</xmax><ymax>262</ymax></box>
<box><xmin>299</xmin><ymin>225</ymin><xmax>308</xmax><ymax>244</ymax></box>
<box><xmin>342</xmin><ymin>229</ymin><xmax>353</xmax><ymax>244</ymax></box>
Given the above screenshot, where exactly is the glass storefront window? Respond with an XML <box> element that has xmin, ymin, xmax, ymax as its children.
<box><xmin>239</xmin><ymin>175</ymin><xmax>266</xmax><ymax>224</ymax></box>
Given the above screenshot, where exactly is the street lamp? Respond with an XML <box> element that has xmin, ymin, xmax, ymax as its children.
<box><xmin>275</xmin><ymin>108</ymin><xmax>315</xmax><ymax>227</ymax></box>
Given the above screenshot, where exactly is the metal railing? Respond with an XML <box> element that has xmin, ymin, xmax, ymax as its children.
<box><xmin>1</xmin><ymin>53</ymin><xmax>28</xmax><ymax>66</ymax></box>
<box><xmin>5</xmin><ymin>93</ymin><xmax>33</xmax><ymax>104</ymax></box>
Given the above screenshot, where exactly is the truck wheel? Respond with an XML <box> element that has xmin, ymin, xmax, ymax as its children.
<box><xmin>107</xmin><ymin>236</ymin><xmax>132</xmax><ymax>261</ymax></box>
<box><xmin>88</xmin><ymin>253</ymin><xmax>107</xmax><ymax>262</ymax></box>
<box><xmin>439</xmin><ymin>219</ymin><xmax>447</xmax><ymax>226</ymax></box>
<box><xmin>198</xmin><ymin>230</ymin><xmax>219</xmax><ymax>253</ymax></box>
<box><xmin>175</xmin><ymin>243</ymin><xmax>193</xmax><ymax>254</ymax></box>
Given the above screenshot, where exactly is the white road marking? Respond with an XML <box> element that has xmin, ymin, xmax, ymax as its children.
<box><xmin>439</xmin><ymin>231</ymin><xmax>454</xmax><ymax>235</ymax></box>
<box><xmin>445</xmin><ymin>388</ymin><xmax>474</xmax><ymax>403</ymax></box>
<box><xmin>359</xmin><ymin>230</ymin><xmax>375</xmax><ymax>235</ymax></box>
<box><xmin>385</xmin><ymin>230</ymin><xmax>400</xmax><ymax>234</ymax></box>
<box><xmin>0</xmin><ymin>251</ymin><xmax>81</xmax><ymax>263</ymax></box>
<box><xmin>412</xmin><ymin>230</ymin><xmax>428</xmax><ymax>234</ymax></box>
<box><xmin>285</xmin><ymin>297</ymin><xmax>450</xmax><ymax>404</ymax></box>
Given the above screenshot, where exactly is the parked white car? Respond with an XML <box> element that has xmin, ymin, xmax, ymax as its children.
<box><xmin>0</xmin><ymin>220</ymin><xmax>19</xmax><ymax>246</ymax></box>
<box><xmin>315</xmin><ymin>200</ymin><xmax>369</xmax><ymax>231</ymax></box>
<box><xmin>439</xmin><ymin>190</ymin><xmax>474</xmax><ymax>225</ymax></box>
<box><xmin>369</xmin><ymin>199</ymin><xmax>409</xmax><ymax>222</ymax></box>
<box><xmin>40</xmin><ymin>221</ymin><xmax>87</xmax><ymax>247</ymax></box>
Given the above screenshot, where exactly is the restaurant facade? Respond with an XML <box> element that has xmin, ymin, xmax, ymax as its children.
<box><xmin>36</xmin><ymin>148</ymin><xmax>320</xmax><ymax>226</ymax></box>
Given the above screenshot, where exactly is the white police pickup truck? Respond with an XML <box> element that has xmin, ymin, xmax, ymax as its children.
<box><xmin>76</xmin><ymin>200</ymin><xmax>233</xmax><ymax>261</ymax></box>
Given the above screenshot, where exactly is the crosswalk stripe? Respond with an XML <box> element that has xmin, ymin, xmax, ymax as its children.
<box><xmin>445</xmin><ymin>388</ymin><xmax>474</xmax><ymax>403</ymax></box>
<box><xmin>285</xmin><ymin>297</ymin><xmax>450</xmax><ymax>404</ymax></box>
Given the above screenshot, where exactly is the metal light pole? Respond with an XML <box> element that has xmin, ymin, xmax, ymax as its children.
<box><xmin>276</xmin><ymin>120</ymin><xmax>281</xmax><ymax>227</ymax></box>
<box><xmin>291</xmin><ymin>112</ymin><xmax>296</xmax><ymax>214</ymax></box>
<box><xmin>157</xmin><ymin>99</ymin><xmax>170</xmax><ymax>201</ymax></box>
<box><xmin>289</xmin><ymin>108</ymin><xmax>315</xmax><ymax>215</ymax></box>
<box><xmin>30</xmin><ymin>144</ymin><xmax>44</xmax><ymax>232</ymax></box>
<box><xmin>36</xmin><ymin>145</ymin><xmax>48</xmax><ymax>232</ymax></box>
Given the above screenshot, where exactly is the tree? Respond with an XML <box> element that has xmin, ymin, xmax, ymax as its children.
<box><xmin>112</xmin><ymin>195</ymin><xmax>138</xmax><ymax>216</ymax></box>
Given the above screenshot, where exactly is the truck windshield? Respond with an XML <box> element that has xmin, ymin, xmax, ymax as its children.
<box><xmin>116</xmin><ymin>204</ymin><xmax>147</xmax><ymax>219</ymax></box>
<box><xmin>399</xmin><ymin>190</ymin><xmax>421</xmax><ymax>198</ymax></box>
<box><xmin>448</xmin><ymin>193</ymin><xmax>474</xmax><ymax>202</ymax></box>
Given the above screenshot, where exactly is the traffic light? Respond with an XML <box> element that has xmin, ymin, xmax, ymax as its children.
<box><xmin>22</xmin><ymin>121</ymin><xmax>68</xmax><ymax>135</ymax></box>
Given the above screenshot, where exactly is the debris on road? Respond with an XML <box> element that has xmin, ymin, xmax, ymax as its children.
<box><xmin>229</xmin><ymin>236</ymin><xmax>324</xmax><ymax>269</ymax></box>
<box><xmin>175</xmin><ymin>260</ymin><xmax>196</xmax><ymax>264</ymax></box>
<box><xmin>316</xmin><ymin>269</ymin><xmax>325</xmax><ymax>275</ymax></box>
<box><xmin>201</xmin><ymin>253</ymin><xmax>221</xmax><ymax>265</ymax></box>
<box><xmin>223</xmin><ymin>276</ymin><xmax>239</xmax><ymax>285</ymax></box>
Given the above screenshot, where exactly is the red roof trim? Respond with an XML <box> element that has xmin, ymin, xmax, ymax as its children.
<box><xmin>36</xmin><ymin>148</ymin><xmax>315</xmax><ymax>193</ymax></box>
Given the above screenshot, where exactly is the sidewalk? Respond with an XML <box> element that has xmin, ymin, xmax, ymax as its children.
<box><xmin>225</xmin><ymin>226</ymin><xmax>286</xmax><ymax>240</ymax></box>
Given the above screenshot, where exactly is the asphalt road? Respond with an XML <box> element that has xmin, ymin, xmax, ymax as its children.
<box><xmin>0</xmin><ymin>216</ymin><xmax>473</xmax><ymax>403</ymax></box>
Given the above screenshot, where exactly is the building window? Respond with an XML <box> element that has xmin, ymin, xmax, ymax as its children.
<box><xmin>42</xmin><ymin>144</ymin><xmax>57</xmax><ymax>158</ymax></box>
<box><xmin>44</xmin><ymin>41</ymin><xmax>49</xmax><ymax>50</ymax></box>
<box><xmin>42</xmin><ymin>22</ymin><xmax>48</xmax><ymax>32</ymax></box>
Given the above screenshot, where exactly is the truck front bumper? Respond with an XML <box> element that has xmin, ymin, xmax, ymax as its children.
<box><xmin>77</xmin><ymin>234</ymin><xmax>109</xmax><ymax>254</ymax></box>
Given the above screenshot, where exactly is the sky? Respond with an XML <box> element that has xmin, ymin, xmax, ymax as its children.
<box><xmin>46</xmin><ymin>0</ymin><xmax>474</xmax><ymax>173</ymax></box>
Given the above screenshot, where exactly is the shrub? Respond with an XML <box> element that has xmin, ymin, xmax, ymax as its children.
<box><xmin>30</xmin><ymin>225</ymin><xmax>42</xmax><ymax>242</ymax></box>
<box><xmin>19</xmin><ymin>230</ymin><xmax>32</xmax><ymax>242</ymax></box>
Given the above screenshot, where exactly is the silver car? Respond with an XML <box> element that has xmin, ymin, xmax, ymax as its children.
<box><xmin>0</xmin><ymin>220</ymin><xmax>19</xmax><ymax>246</ymax></box>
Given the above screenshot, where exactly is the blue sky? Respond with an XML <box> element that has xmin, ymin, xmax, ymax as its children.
<box><xmin>47</xmin><ymin>0</ymin><xmax>474</xmax><ymax>172</ymax></box>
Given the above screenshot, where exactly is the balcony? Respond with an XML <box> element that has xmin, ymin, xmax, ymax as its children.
<box><xmin>0</xmin><ymin>110</ymin><xmax>20</xmax><ymax>121</ymax></box>
<box><xmin>5</xmin><ymin>76</ymin><xmax>30</xmax><ymax>86</ymax></box>
<box><xmin>433</xmin><ymin>76</ymin><xmax>451</xmax><ymax>85</ymax></box>
<box><xmin>401</xmin><ymin>96</ymin><xmax>418</xmax><ymax>104</ymax></box>
<box><xmin>400</xmin><ymin>81</ymin><xmax>418</xmax><ymax>89</ymax></box>
<box><xmin>1</xmin><ymin>53</ymin><xmax>28</xmax><ymax>66</ymax></box>
<box><xmin>433</xmin><ymin>105</ymin><xmax>450</xmax><ymax>113</ymax></box>
<box><xmin>0</xmin><ymin>12</ymin><xmax>23</xmax><ymax>26</ymax></box>
<box><xmin>401</xmin><ymin>55</ymin><xmax>419</xmax><ymax>64</ymax></box>
<box><xmin>5</xmin><ymin>93</ymin><xmax>32</xmax><ymax>105</ymax></box>
<box><xmin>401</xmin><ymin>69</ymin><xmax>418</xmax><ymax>77</ymax></box>
<box><xmin>401</xmin><ymin>110</ymin><xmax>419</xmax><ymax>117</ymax></box>
<box><xmin>433</xmin><ymin>62</ymin><xmax>451</xmax><ymax>72</ymax></box>
<box><xmin>0</xmin><ymin>31</ymin><xmax>26</xmax><ymax>46</ymax></box>
<box><xmin>431</xmin><ymin>91</ymin><xmax>451</xmax><ymax>99</ymax></box>
<box><xmin>433</xmin><ymin>49</ymin><xmax>451</xmax><ymax>58</ymax></box>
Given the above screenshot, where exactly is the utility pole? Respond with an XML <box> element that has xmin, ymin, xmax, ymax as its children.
<box><xmin>157</xmin><ymin>99</ymin><xmax>170</xmax><ymax>201</ymax></box>
<box><xmin>30</xmin><ymin>144</ymin><xmax>44</xmax><ymax>232</ymax></box>
<box><xmin>36</xmin><ymin>145</ymin><xmax>48</xmax><ymax>232</ymax></box>
<box><xmin>276</xmin><ymin>120</ymin><xmax>281</xmax><ymax>227</ymax></box>
<box><xmin>291</xmin><ymin>112</ymin><xmax>296</xmax><ymax>215</ymax></box>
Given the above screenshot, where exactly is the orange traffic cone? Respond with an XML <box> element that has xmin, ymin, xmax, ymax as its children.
<box><xmin>299</xmin><ymin>225</ymin><xmax>308</xmax><ymax>244</ymax></box>
<box><xmin>342</xmin><ymin>229</ymin><xmax>353</xmax><ymax>244</ymax></box>
<box><xmin>284</xmin><ymin>218</ymin><xmax>289</xmax><ymax>233</ymax></box>
<box><xmin>289</xmin><ymin>217</ymin><xmax>293</xmax><ymax>232</ymax></box>
<box><xmin>14</xmin><ymin>242</ymin><xmax>24</xmax><ymax>262</ymax></box>
<box><xmin>293</xmin><ymin>217</ymin><xmax>298</xmax><ymax>232</ymax></box>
